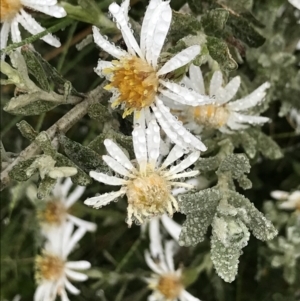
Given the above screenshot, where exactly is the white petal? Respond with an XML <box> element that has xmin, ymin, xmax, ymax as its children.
<box><xmin>10</xmin><ymin>18</ymin><xmax>22</xmax><ymax>43</ymax></box>
<box><xmin>154</xmin><ymin>99</ymin><xmax>207</xmax><ymax>151</ymax></box>
<box><xmin>216</xmin><ymin>76</ymin><xmax>240</xmax><ymax>105</ymax></box>
<box><xmin>145</xmin><ymin>2</ymin><xmax>172</xmax><ymax>68</ymax></box>
<box><xmin>149</xmin><ymin>218</ymin><xmax>164</xmax><ymax>258</ymax></box>
<box><xmin>140</xmin><ymin>0</ymin><xmax>162</xmax><ymax>55</ymax></box>
<box><xmin>109</xmin><ymin>3</ymin><xmax>143</xmax><ymax>58</ymax></box>
<box><xmin>159</xmin><ymin>80</ymin><xmax>211</xmax><ymax>106</ymax></box>
<box><xmin>180</xmin><ymin>289</ymin><xmax>201</xmax><ymax>301</ymax></box>
<box><xmin>34</xmin><ymin>283</ymin><xmax>47</xmax><ymax>301</ymax></box>
<box><xmin>209</xmin><ymin>71</ymin><xmax>223</xmax><ymax>97</ymax></box>
<box><xmin>22</xmin><ymin>0</ymin><xmax>57</xmax><ymax>5</ymax></box>
<box><xmin>65</xmin><ymin>185</ymin><xmax>86</xmax><ymax>208</ymax></box>
<box><xmin>94</xmin><ymin>60</ymin><xmax>113</xmax><ymax>77</ymax></box>
<box><xmin>59</xmin><ymin>288</ymin><xmax>70</xmax><ymax>301</ymax></box>
<box><xmin>231</xmin><ymin>112</ymin><xmax>270</xmax><ymax>125</ymax></box>
<box><xmin>189</xmin><ymin>64</ymin><xmax>205</xmax><ymax>94</ymax></box>
<box><xmin>89</xmin><ymin>171</ymin><xmax>126</xmax><ymax>186</ymax></box>
<box><xmin>226</xmin><ymin>117</ymin><xmax>248</xmax><ymax>130</ymax></box>
<box><xmin>157</xmin><ymin>45</ymin><xmax>201</xmax><ymax>76</ymax></box>
<box><xmin>161</xmin><ymin>215</ymin><xmax>181</xmax><ymax>241</ymax></box>
<box><xmin>270</xmin><ymin>190</ymin><xmax>289</xmax><ymax>200</ymax></box>
<box><xmin>133</xmin><ymin>110</ymin><xmax>148</xmax><ymax>171</ymax></box>
<box><xmin>161</xmin><ymin>145</ymin><xmax>184</xmax><ymax>169</ymax></box>
<box><xmin>168</xmin><ymin>151</ymin><xmax>200</xmax><ymax>175</ymax></box>
<box><xmin>288</xmin><ymin>0</ymin><xmax>300</xmax><ymax>10</ymax></box>
<box><xmin>104</xmin><ymin>139</ymin><xmax>135</xmax><ymax>170</ymax></box>
<box><xmin>278</xmin><ymin>200</ymin><xmax>298</xmax><ymax>210</ymax></box>
<box><xmin>84</xmin><ymin>190</ymin><xmax>125</xmax><ymax>209</ymax></box>
<box><xmin>64</xmin><ymin>278</ymin><xmax>80</xmax><ymax>295</ymax></box>
<box><xmin>227</xmin><ymin>82</ymin><xmax>270</xmax><ymax>111</ymax></box>
<box><xmin>144</xmin><ymin>251</ymin><xmax>164</xmax><ymax>274</ymax></box>
<box><xmin>146</xmin><ymin>119</ymin><xmax>161</xmax><ymax>167</ymax></box>
<box><xmin>65</xmin><ymin>261</ymin><xmax>91</xmax><ymax>270</ymax></box>
<box><xmin>102</xmin><ymin>155</ymin><xmax>131</xmax><ymax>177</ymax></box>
<box><xmin>121</xmin><ymin>0</ymin><xmax>130</xmax><ymax>21</ymax></box>
<box><xmin>17</xmin><ymin>9</ymin><xmax>61</xmax><ymax>47</ymax></box>
<box><xmin>57</xmin><ymin>178</ymin><xmax>73</xmax><ymax>198</ymax></box>
<box><xmin>92</xmin><ymin>26</ymin><xmax>127</xmax><ymax>59</ymax></box>
<box><xmin>0</xmin><ymin>21</ymin><xmax>10</xmax><ymax>53</ymax></box>
<box><xmin>65</xmin><ymin>268</ymin><xmax>88</xmax><ymax>282</ymax></box>
<box><xmin>64</xmin><ymin>227</ymin><xmax>86</xmax><ymax>258</ymax></box>
<box><xmin>67</xmin><ymin>214</ymin><xmax>97</xmax><ymax>232</ymax></box>
<box><xmin>164</xmin><ymin>240</ymin><xmax>176</xmax><ymax>271</ymax></box>
<box><xmin>151</xmin><ymin>104</ymin><xmax>189</xmax><ymax>150</ymax></box>
<box><xmin>23</xmin><ymin>4</ymin><xmax>66</xmax><ymax>18</ymax></box>
<box><xmin>289</xmin><ymin>191</ymin><xmax>300</xmax><ymax>202</ymax></box>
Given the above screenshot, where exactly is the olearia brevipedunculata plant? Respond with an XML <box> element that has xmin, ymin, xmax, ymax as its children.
<box><xmin>1</xmin><ymin>0</ymin><xmax>300</xmax><ymax>300</ymax></box>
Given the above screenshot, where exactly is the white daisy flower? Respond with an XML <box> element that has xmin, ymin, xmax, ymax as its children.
<box><xmin>34</xmin><ymin>222</ymin><xmax>91</xmax><ymax>301</ymax></box>
<box><xmin>0</xmin><ymin>0</ymin><xmax>66</xmax><ymax>55</ymax></box>
<box><xmin>271</xmin><ymin>190</ymin><xmax>300</xmax><ymax>213</ymax></box>
<box><xmin>37</xmin><ymin>178</ymin><xmax>97</xmax><ymax>235</ymax></box>
<box><xmin>84</xmin><ymin>116</ymin><xmax>200</xmax><ymax>227</ymax></box>
<box><xmin>145</xmin><ymin>215</ymin><xmax>200</xmax><ymax>301</ymax></box>
<box><xmin>92</xmin><ymin>0</ymin><xmax>211</xmax><ymax>151</ymax></box>
<box><xmin>169</xmin><ymin>64</ymin><xmax>270</xmax><ymax>133</ymax></box>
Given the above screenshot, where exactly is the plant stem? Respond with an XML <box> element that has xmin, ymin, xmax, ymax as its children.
<box><xmin>0</xmin><ymin>83</ymin><xmax>106</xmax><ymax>191</ymax></box>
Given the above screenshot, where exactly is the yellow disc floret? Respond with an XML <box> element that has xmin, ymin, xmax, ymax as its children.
<box><xmin>156</xmin><ymin>273</ymin><xmax>183</xmax><ymax>300</ymax></box>
<box><xmin>37</xmin><ymin>198</ymin><xmax>67</xmax><ymax>225</ymax></box>
<box><xmin>0</xmin><ymin>0</ymin><xmax>22</xmax><ymax>22</ymax></box>
<box><xmin>35</xmin><ymin>253</ymin><xmax>65</xmax><ymax>282</ymax></box>
<box><xmin>103</xmin><ymin>56</ymin><xmax>159</xmax><ymax>117</ymax></box>
<box><xmin>191</xmin><ymin>104</ymin><xmax>229</xmax><ymax>128</ymax></box>
<box><xmin>126</xmin><ymin>168</ymin><xmax>177</xmax><ymax>225</ymax></box>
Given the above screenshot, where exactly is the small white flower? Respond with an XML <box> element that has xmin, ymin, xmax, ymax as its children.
<box><xmin>26</xmin><ymin>155</ymin><xmax>77</xmax><ymax>180</ymax></box>
<box><xmin>145</xmin><ymin>216</ymin><xmax>200</xmax><ymax>301</ymax></box>
<box><xmin>271</xmin><ymin>190</ymin><xmax>300</xmax><ymax>213</ymax></box>
<box><xmin>84</xmin><ymin>116</ymin><xmax>200</xmax><ymax>227</ymax></box>
<box><xmin>37</xmin><ymin>178</ymin><xmax>97</xmax><ymax>235</ymax></box>
<box><xmin>0</xmin><ymin>0</ymin><xmax>66</xmax><ymax>55</ymax></box>
<box><xmin>169</xmin><ymin>64</ymin><xmax>270</xmax><ymax>133</ymax></box>
<box><xmin>93</xmin><ymin>0</ymin><xmax>211</xmax><ymax>151</ymax></box>
<box><xmin>34</xmin><ymin>222</ymin><xmax>91</xmax><ymax>301</ymax></box>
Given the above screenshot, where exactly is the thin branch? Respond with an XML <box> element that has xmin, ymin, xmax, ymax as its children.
<box><xmin>0</xmin><ymin>83</ymin><xmax>106</xmax><ymax>191</ymax></box>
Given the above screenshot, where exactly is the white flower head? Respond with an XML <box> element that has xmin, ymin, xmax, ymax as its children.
<box><xmin>0</xmin><ymin>0</ymin><xmax>66</xmax><ymax>56</ymax></box>
<box><xmin>84</xmin><ymin>117</ymin><xmax>200</xmax><ymax>227</ymax></box>
<box><xmin>92</xmin><ymin>0</ymin><xmax>212</xmax><ymax>151</ymax></box>
<box><xmin>34</xmin><ymin>222</ymin><xmax>91</xmax><ymax>301</ymax></box>
<box><xmin>171</xmin><ymin>64</ymin><xmax>270</xmax><ymax>133</ymax></box>
<box><xmin>271</xmin><ymin>190</ymin><xmax>300</xmax><ymax>213</ymax></box>
<box><xmin>26</xmin><ymin>155</ymin><xmax>77</xmax><ymax>180</ymax></box>
<box><xmin>37</xmin><ymin>178</ymin><xmax>97</xmax><ymax>235</ymax></box>
<box><xmin>288</xmin><ymin>0</ymin><xmax>300</xmax><ymax>10</ymax></box>
<box><xmin>145</xmin><ymin>216</ymin><xmax>200</xmax><ymax>301</ymax></box>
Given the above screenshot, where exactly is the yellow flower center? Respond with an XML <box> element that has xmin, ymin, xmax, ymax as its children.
<box><xmin>0</xmin><ymin>0</ymin><xmax>22</xmax><ymax>22</ymax></box>
<box><xmin>126</xmin><ymin>171</ymin><xmax>176</xmax><ymax>226</ymax></box>
<box><xmin>104</xmin><ymin>56</ymin><xmax>159</xmax><ymax>117</ymax></box>
<box><xmin>156</xmin><ymin>274</ymin><xmax>183</xmax><ymax>300</ymax></box>
<box><xmin>35</xmin><ymin>253</ymin><xmax>65</xmax><ymax>282</ymax></box>
<box><xmin>191</xmin><ymin>104</ymin><xmax>229</xmax><ymax>128</ymax></box>
<box><xmin>38</xmin><ymin>198</ymin><xmax>67</xmax><ymax>225</ymax></box>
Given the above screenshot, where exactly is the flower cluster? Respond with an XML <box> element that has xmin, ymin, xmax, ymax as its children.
<box><xmin>32</xmin><ymin>179</ymin><xmax>97</xmax><ymax>301</ymax></box>
<box><xmin>84</xmin><ymin>0</ymin><xmax>271</xmax><ymax>227</ymax></box>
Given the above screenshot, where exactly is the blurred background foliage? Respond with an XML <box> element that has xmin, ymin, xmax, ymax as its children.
<box><xmin>1</xmin><ymin>0</ymin><xmax>300</xmax><ymax>300</ymax></box>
